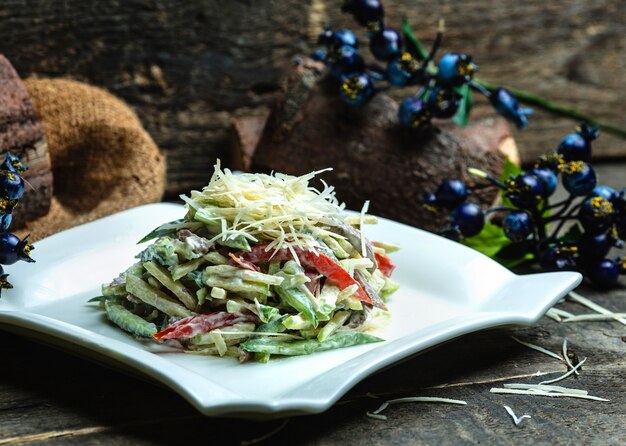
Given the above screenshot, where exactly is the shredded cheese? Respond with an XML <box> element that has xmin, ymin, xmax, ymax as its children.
<box><xmin>511</xmin><ymin>336</ymin><xmax>562</xmax><ymax>361</ymax></box>
<box><xmin>539</xmin><ymin>357</ymin><xmax>587</xmax><ymax>385</ymax></box>
<box><xmin>503</xmin><ymin>383</ymin><xmax>588</xmax><ymax>395</ymax></box>
<box><xmin>568</xmin><ymin>291</ymin><xmax>626</xmax><ymax>326</ymax></box>
<box><xmin>490</xmin><ymin>387</ymin><xmax>608</xmax><ymax>402</ymax></box>
<box><xmin>366</xmin><ymin>397</ymin><xmax>467</xmax><ymax>421</ymax></box>
<box><xmin>503</xmin><ymin>405</ymin><xmax>531</xmax><ymax>425</ymax></box>
<box><xmin>561</xmin><ymin>338</ymin><xmax>579</xmax><ymax>376</ymax></box>
<box><xmin>563</xmin><ymin>313</ymin><xmax>626</xmax><ymax>322</ymax></box>
<box><xmin>359</xmin><ymin>200</ymin><xmax>370</xmax><ymax>257</ymax></box>
<box><xmin>183</xmin><ymin>161</ymin><xmax>351</xmax><ymax>254</ymax></box>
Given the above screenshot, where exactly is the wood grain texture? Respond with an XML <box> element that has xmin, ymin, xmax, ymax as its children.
<box><xmin>1</xmin><ymin>1</ymin><xmax>622</xmax><ymax>197</ymax></box>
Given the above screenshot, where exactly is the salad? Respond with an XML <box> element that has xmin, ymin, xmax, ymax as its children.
<box><xmin>91</xmin><ymin>163</ymin><xmax>399</xmax><ymax>363</ymax></box>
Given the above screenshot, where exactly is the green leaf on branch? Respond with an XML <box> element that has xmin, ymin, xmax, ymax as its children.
<box><xmin>500</xmin><ymin>158</ymin><xmax>523</xmax><ymax>182</ymax></box>
<box><xmin>499</xmin><ymin>158</ymin><xmax>522</xmax><ymax>207</ymax></box>
<box><xmin>452</xmin><ymin>84</ymin><xmax>473</xmax><ymax>127</ymax></box>
<box><xmin>402</xmin><ymin>17</ymin><xmax>428</xmax><ymax>61</ymax></box>
<box><xmin>462</xmin><ymin>222</ymin><xmax>511</xmax><ymax>258</ymax></box>
<box><xmin>493</xmin><ymin>242</ymin><xmax>535</xmax><ymax>268</ymax></box>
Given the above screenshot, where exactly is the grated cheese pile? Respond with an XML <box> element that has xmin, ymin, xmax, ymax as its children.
<box><xmin>180</xmin><ymin>162</ymin><xmax>349</xmax><ymax>254</ymax></box>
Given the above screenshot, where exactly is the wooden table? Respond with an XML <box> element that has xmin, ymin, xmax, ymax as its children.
<box><xmin>1</xmin><ymin>164</ymin><xmax>625</xmax><ymax>445</ymax></box>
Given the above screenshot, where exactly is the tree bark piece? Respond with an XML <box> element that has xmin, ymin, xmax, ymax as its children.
<box><xmin>0</xmin><ymin>54</ymin><xmax>52</xmax><ymax>228</ymax></box>
<box><xmin>241</xmin><ymin>60</ymin><xmax>518</xmax><ymax>232</ymax></box>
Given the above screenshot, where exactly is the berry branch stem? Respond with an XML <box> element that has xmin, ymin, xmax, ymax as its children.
<box><xmin>474</xmin><ymin>79</ymin><xmax>626</xmax><ymax>140</ymax></box>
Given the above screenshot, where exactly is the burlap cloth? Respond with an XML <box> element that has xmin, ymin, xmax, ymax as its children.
<box><xmin>15</xmin><ymin>78</ymin><xmax>166</xmax><ymax>242</ymax></box>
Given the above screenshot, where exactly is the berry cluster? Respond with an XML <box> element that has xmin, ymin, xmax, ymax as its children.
<box><xmin>0</xmin><ymin>152</ymin><xmax>35</xmax><ymax>296</ymax></box>
<box><xmin>312</xmin><ymin>0</ymin><xmax>532</xmax><ymax>129</ymax></box>
<box><xmin>424</xmin><ymin>124</ymin><xmax>626</xmax><ymax>288</ymax></box>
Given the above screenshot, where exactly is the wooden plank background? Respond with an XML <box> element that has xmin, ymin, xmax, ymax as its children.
<box><xmin>0</xmin><ymin>0</ymin><xmax>623</xmax><ymax>196</ymax></box>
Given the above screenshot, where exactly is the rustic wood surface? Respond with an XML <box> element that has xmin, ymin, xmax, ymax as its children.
<box><xmin>0</xmin><ymin>162</ymin><xmax>624</xmax><ymax>445</ymax></box>
<box><xmin>0</xmin><ymin>0</ymin><xmax>623</xmax><ymax>197</ymax></box>
<box><xmin>0</xmin><ymin>55</ymin><xmax>52</xmax><ymax>228</ymax></box>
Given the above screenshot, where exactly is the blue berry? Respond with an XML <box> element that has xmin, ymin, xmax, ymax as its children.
<box><xmin>561</xmin><ymin>162</ymin><xmax>597</xmax><ymax>196</ymax></box>
<box><xmin>451</xmin><ymin>202</ymin><xmax>485</xmax><ymax>237</ymax></box>
<box><xmin>386</xmin><ymin>53</ymin><xmax>419</xmax><ymax>87</ymax></box>
<box><xmin>0</xmin><ymin>212</ymin><xmax>12</xmax><ymax>232</ymax></box>
<box><xmin>339</xmin><ymin>73</ymin><xmax>374</xmax><ymax>106</ymax></box>
<box><xmin>0</xmin><ymin>170</ymin><xmax>24</xmax><ymax>201</ymax></box>
<box><xmin>319</xmin><ymin>29</ymin><xmax>358</xmax><ymax>50</ymax></box>
<box><xmin>558</xmin><ymin>133</ymin><xmax>591</xmax><ymax>162</ymax></box>
<box><xmin>505</xmin><ymin>173</ymin><xmax>545</xmax><ymax>209</ymax></box>
<box><xmin>434</xmin><ymin>179</ymin><xmax>469</xmax><ymax>209</ymax></box>
<box><xmin>578</xmin><ymin>232</ymin><xmax>616</xmax><ymax>260</ymax></box>
<box><xmin>539</xmin><ymin>245</ymin><xmax>578</xmax><ymax>272</ymax></box>
<box><xmin>0</xmin><ymin>265</ymin><xmax>12</xmax><ymax>297</ymax></box>
<box><xmin>489</xmin><ymin>88</ymin><xmax>532</xmax><ymax>129</ymax></box>
<box><xmin>310</xmin><ymin>49</ymin><xmax>327</xmax><ymax>62</ymax></box>
<box><xmin>587</xmin><ymin>258</ymin><xmax>620</xmax><ymax>288</ymax></box>
<box><xmin>591</xmin><ymin>185</ymin><xmax>619</xmax><ymax>203</ymax></box>
<box><xmin>426</xmin><ymin>87</ymin><xmax>461</xmax><ymax>119</ymax></box>
<box><xmin>437</xmin><ymin>53</ymin><xmax>477</xmax><ymax>87</ymax></box>
<box><xmin>329</xmin><ymin>45</ymin><xmax>365</xmax><ymax>78</ymax></box>
<box><xmin>578</xmin><ymin>196</ymin><xmax>614</xmax><ymax>234</ymax></box>
<box><xmin>0</xmin><ymin>233</ymin><xmax>35</xmax><ymax>265</ymax></box>
<box><xmin>503</xmin><ymin>211</ymin><xmax>534</xmax><ymax>242</ymax></box>
<box><xmin>369</xmin><ymin>28</ymin><xmax>403</xmax><ymax>61</ymax></box>
<box><xmin>398</xmin><ymin>97</ymin><xmax>431</xmax><ymax>128</ymax></box>
<box><xmin>557</xmin><ymin>124</ymin><xmax>598</xmax><ymax>162</ymax></box>
<box><xmin>342</xmin><ymin>0</ymin><xmax>384</xmax><ymax>27</ymax></box>
<box><xmin>0</xmin><ymin>153</ymin><xmax>28</xmax><ymax>175</ymax></box>
<box><xmin>531</xmin><ymin>168</ymin><xmax>558</xmax><ymax>197</ymax></box>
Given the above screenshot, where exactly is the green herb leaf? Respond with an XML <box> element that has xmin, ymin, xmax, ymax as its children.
<box><xmin>402</xmin><ymin>17</ymin><xmax>428</xmax><ymax>61</ymax></box>
<box><xmin>452</xmin><ymin>84</ymin><xmax>473</xmax><ymax>127</ymax></box>
<box><xmin>462</xmin><ymin>222</ymin><xmax>511</xmax><ymax>258</ymax></box>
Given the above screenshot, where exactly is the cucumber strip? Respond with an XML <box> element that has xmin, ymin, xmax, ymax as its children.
<box><xmin>126</xmin><ymin>274</ymin><xmax>194</xmax><ymax>318</ymax></box>
<box><xmin>143</xmin><ymin>261</ymin><xmax>197</xmax><ymax>310</ymax></box>
<box><xmin>104</xmin><ymin>300</ymin><xmax>157</xmax><ymax>337</ymax></box>
<box><xmin>241</xmin><ymin>332</ymin><xmax>384</xmax><ymax>356</ymax></box>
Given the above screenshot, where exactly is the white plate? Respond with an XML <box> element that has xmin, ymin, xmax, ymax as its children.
<box><xmin>0</xmin><ymin>203</ymin><xmax>581</xmax><ymax>418</ymax></box>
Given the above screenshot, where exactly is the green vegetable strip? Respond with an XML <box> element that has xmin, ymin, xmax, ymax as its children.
<box><xmin>126</xmin><ymin>274</ymin><xmax>194</xmax><ymax>318</ymax></box>
<box><xmin>193</xmin><ymin>210</ymin><xmax>252</xmax><ymax>251</ymax></box>
<box><xmin>143</xmin><ymin>261</ymin><xmax>197</xmax><ymax>310</ymax></box>
<box><xmin>255</xmin><ymin>315</ymin><xmax>287</xmax><ymax>333</ymax></box>
<box><xmin>204</xmin><ymin>265</ymin><xmax>284</xmax><ymax>285</ymax></box>
<box><xmin>323</xmin><ymin>236</ymin><xmax>350</xmax><ymax>259</ymax></box>
<box><xmin>275</xmin><ymin>287</ymin><xmax>319</xmax><ymax>328</ymax></box>
<box><xmin>104</xmin><ymin>299</ymin><xmax>157</xmax><ymax>337</ymax></box>
<box><xmin>241</xmin><ymin>332</ymin><xmax>384</xmax><ymax>356</ymax></box>
<box><xmin>317</xmin><ymin>310</ymin><xmax>350</xmax><ymax>342</ymax></box>
<box><xmin>203</xmin><ymin>251</ymin><xmax>228</xmax><ymax>265</ymax></box>
<box><xmin>171</xmin><ymin>257</ymin><xmax>205</xmax><ymax>281</ymax></box>
<box><xmin>204</xmin><ymin>275</ymin><xmax>270</xmax><ymax>295</ymax></box>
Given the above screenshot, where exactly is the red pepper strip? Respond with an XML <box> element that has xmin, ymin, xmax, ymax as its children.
<box><xmin>228</xmin><ymin>252</ymin><xmax>261</xmax><ymax>272</ymax></box>
<box><xmin>374</xmin><ymin>252</ymin><xmax>396</xmax><ymax>277</ymax></box>
<box><xmin>153</xmin><ymin>311</ymin><xmax>257</xmax><ymax>340</ymax></box>
<box><xmin>235</xmin><ymin>244</ymin><xmax>373</xmax><ymax>305</ymax></box>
